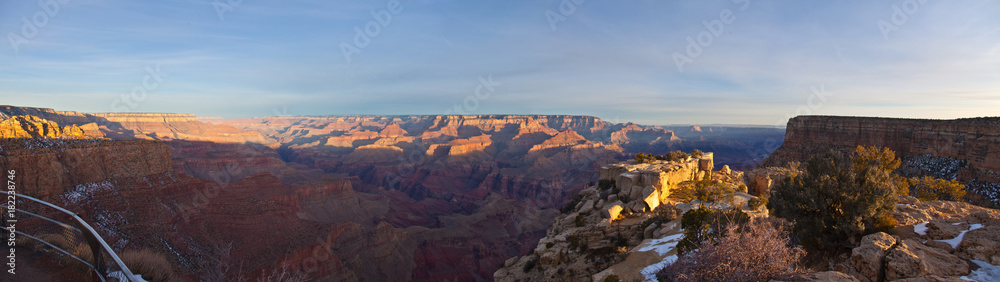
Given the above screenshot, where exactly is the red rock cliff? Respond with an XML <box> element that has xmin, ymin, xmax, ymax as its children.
<box><xmin>762</xmin><ymin>116</ymin><xmax>1000</xmax><ymax>172</ymax></box>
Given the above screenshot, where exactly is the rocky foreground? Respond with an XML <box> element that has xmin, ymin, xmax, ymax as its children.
<box><xmin>494</xmin><ymin>155</ymin><xmax>758</xmax><ymax>281</ymax></box>
<box><xmin>495</xmin><ymin>161</ymin><xmax>1000</xmax><ymax>281</ymax></box>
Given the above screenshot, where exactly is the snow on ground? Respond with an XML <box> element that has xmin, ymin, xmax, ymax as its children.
<box><xmin>936</xmin><ymin>224</ymin><xmax>984</xmax><ymax>249</ymax></box>
<box><xmin>633</xmin><ymin>232</ymin><xmax>686</xmax><ymax>281</ymax></box>
<box><xmin>914</xmin><ymin>222</ymin><xmax>929</xmax><ymax>235</ymax></box>
<box><xmin>635</xmin><ymin>233</ymin><xmax>685</xmax><ymax>256</ymax></box>
<box><xmin>961</xmin><ymin>260</ymin><xmax>1000</xmax><ymax>281</ymax></box>
<box><xmin>641</xmin><ymin>254</ymin><xmax>677</xmax><ymax>282</ymax></box>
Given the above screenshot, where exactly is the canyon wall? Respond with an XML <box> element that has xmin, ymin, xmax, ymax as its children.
<box><xmin>760</xmin><ymin>115</ymin><xmax>1000</xmax><ymax>204</ymax></box>
<box><xmin>763</xmin><ymin>116</ymin><xmax>1000</xmax><ymax>171</ymax></box>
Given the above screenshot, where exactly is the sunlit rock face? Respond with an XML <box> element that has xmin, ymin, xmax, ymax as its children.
<box><xmin>762</xmin><ymin>115</ymin><xmax>1000</xmax><ymax>206</ymax></box>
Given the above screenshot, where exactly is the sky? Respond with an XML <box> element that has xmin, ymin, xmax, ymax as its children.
<box><xmin>0</xmin><ymin>0</ymin><xmax>998</xmax><ymax>125</ymax></box>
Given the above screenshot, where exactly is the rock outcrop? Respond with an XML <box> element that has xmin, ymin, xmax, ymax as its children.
<box><xmin>761</xmin><ymin>115</ymin><xmax>1000</xmax><ymax>205</ymax></box>
<box><xmin>495</xmin><ymin>157</ymin><xmax>747</xmax><ymax>281</ymax></box>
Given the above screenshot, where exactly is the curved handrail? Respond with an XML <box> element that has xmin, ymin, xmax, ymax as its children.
<box><xmin>0</xmin><ymin>190</ymin><xmax>139</xmax><ymax>282</ymax></box>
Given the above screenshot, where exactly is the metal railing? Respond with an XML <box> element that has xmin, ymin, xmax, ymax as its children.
<box><xmin>0</xmin><ymin>190</ymin><xmax>140</xmax><ymax>282</ymax></box>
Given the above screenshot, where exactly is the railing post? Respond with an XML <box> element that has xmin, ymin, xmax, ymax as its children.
<box><xmin>74</xmin><ymin>217</ymin><xmax>107</xmax><ymax>279</ymax></box>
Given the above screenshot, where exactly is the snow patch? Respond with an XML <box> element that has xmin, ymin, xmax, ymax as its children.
<box><xmin>914</xmin><ymin>222</ymin><xmax>929</xmax><ymax>235</ymax></box>
<box><xmin>936</xmin><ymin>224</ymin><xmax>983</xmax><ymax>249</ymax></box>
<box><xmin>961</xmin><ymin>260</ymin><xmax>1000</xmax><ymax>281</ymax></box>
<box><xmin>641</xmin><ymin>254</ymin><xmax>677</xmax><ymax>282</ymax></box>
<box><xmin>636</xmin><ymin>233</ymin><xmax>684</xmax><ymax>256</ymax></box>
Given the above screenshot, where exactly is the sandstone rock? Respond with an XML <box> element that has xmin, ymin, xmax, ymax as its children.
<box><xmin>603</xmin><ymin>202</ymin><xmax>624</xmax><ymax>219</ymax></box>
<box><xmin>885</xmin><ymin>239</ymin><xmax>969</xmax><ymax>280</ymax></box>
<box><xmin>720</xmin><ymin>165</ymin><xmax>731</xmax><ymax>175</ymax></box>
<box><xmin>579</xmin><ymin>199</ymin><xmax>595</xmax><ymax>214</ymax></box>
<box><xmin>641</xmin><ymin>185</ymin><xmax>660</xmax><ymax>211</ymax></box>
<box><xmin>608</xmin><ymin>194</ymin><xmax>618</xmax><ymax>203</ymax></box>
<box><xmin>629</xmin><ymin>185</ymin><xmax>644</xmax><ymax>203</ymax></box>
<box><xmin>749</xmin><ymin>172</ymin><xmax>772</xmax><ymax>196</ymax></box>
<box><xmin>760</xmin><ymin>116</ymin><xmax>1000</xmax><ymax>177</ymax></box>
<box><xmin>630</xmin><ymin>201</ymin><xmax>648</xmax><ymax>213</ymax></box>
<box><xmin>595</xmin><ymin>199</ymin><xmax>605</xmax><ymax>210</ymax></box>
<box><xmin>644</xmin><ymin>223</ymin><xmax>656</xmax><ymax>239</ymax></box>
<box><xmin>925</xmin><ymin>240</ymin><xmax>954</xmax><ymax>252</ymax></box>
<box><xmin>956</xmin><ymin>225</ymin><xmax>1000</xmax><ymax>265</ymax></box>
<box><xmin>504</xmin><ymin>257</ymin><xmax>519</xmax><ymax>267</ymax></box>
<box><xmin>925</xmin><ymin>220</ymin><xmax>969</xmax><ymax>240</ymax></box>
<box><xmin>797</xmin><ymin>271</ymin><xmax>860</xmax><ymax>281</ymax></box>
<box><xmin>888</xmin><ymin>275</ymin><xmax>965</xmax><ymax>282</ymax></box>
<box><xmin>698</xmin><ymin>157</ymin><xmax>713</xmax><ymax>171</ymax></box>
<box><xmin>851</xmin><ymin>232</ymin><xmax>897</xmax><ymax>279</ymax></box>
<box><xmin>898</xmin><ymin>195</ymin><xmax>919</xmax><ymax>205</ymax></box>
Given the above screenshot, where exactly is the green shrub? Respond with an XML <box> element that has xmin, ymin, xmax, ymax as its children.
<box><xmin>693</xmin><ymin>180</ymin><xmax>736</xmax><ymax>207</ymax></box>
<box><xmin>691</xmin><ymin>149</ymin><xmax>704</xmax><ymax>158</ymax></box>
<box><xmin>574</xmin><ymin>214</ymin><xmax>585</xmax><ymax>227</ymax></box>
<box><xmin>560</xmin><ymin>193</ymin><xmax>584</xmax><ymax>213</ymax></box>
<box><xmin>603</xmin><ymin>274</ymin><xmax>621</xmax><ymax>282</ymax></box>
<box><xmin>769</xmin><ymin>146</ymin><xmax>899</xmax><ymax>252</ymax></box>
<box><xmin>522</xmin><ymin>256</ymin><xmax>538</xmax><ymax>273</ymax></box>
<box><xmin>639</xmin><ymin>204</ymin><xmax>682</xmax><ymax>234</ymax></box>
<box><xmin>635</xmin><ymin>153</ymin><xmax>654</xmax><ymax>163</ymax></box>
<box><xmin>909</xmin><ymin>175</ymin><xmax>966</xmax><ymax>201</ymax></box>
<box><xmin>747</xmin><ymin>196</ymin><xmax>768</xmax><ymax>210</ymax></box>
<box><xmin>598</xmin><ymin>179</ymin><xmax>616</xmax><ymax>191</ymax></box>
<box><xmin>677</xmin><ymin>206</ymin><xmax>749</xmax><ymax>255</ymax></box>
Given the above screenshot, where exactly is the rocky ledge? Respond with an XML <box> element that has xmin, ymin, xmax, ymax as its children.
<box><xmin>494</xmin><ymin>154</ymin><xmax>754</xmax><ymax>281</ymax></box>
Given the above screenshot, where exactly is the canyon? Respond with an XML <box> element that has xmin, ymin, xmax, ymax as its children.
<box><xmin>0</xmin><ymin>106</ymin><xmax>783</xmax><ymax>281</ymax></box>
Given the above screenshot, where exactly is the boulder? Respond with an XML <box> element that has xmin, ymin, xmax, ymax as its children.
<box><xmin>749</xmin><ymin>173</ymin><xmax>772</xmax><ymax>196</ymax></box>
<box><xmin>643</xmin><ymin>223</ymin><xmax>657</xmax><ymax>239</ymax></box>
<box><xmin>504</xmin><ymin>257</ymin><xmax>519</xmax><ymax>267</ymax></box>
<box><xmin>851</xmin><ymin>232</ymin><xmax>897</xmax><ymax>279</ymax></box>
<box><xmin>628</xmin><ymin>185</ymin><xmax>645</xmax><ymax>203</ymax></box>
<box><xmin>925</xmin><ymin>220</ymin><xmax>969</xmax><ymax>240</ymax></box>
<box><xmin>885</xmin><ymin>239</ymin><xmax>969</xmax><ymax>280</ymax></box>
<box><xmin>956</xmin><ymin>225</ymin><xmax>1000</xmax><ymax>265</ymax></box>
<box><xmin>603</xmin><ymin>202</ymin><xmax>624</xmax><ymax>220</ymax></box>
<box><xmin>925</xmin><ymin>240</ymin><xmax>954</xmax><ymax>252</ymax></box>
<box><xmin>698</xmin><ymin>158</ymin><xmax>713</xmax><ymax>171</ymax></box>
<box><xmin>641</xmin><ymin>185</ymin><xmax>660</xmax><ymax>212</ymax></box>
<box><xmin>595</xmin><ymin>199</ymin><xmax>605</xmax><ymax>210</ymax></box>
<box><xmin>637</xmin><ymin>201</ymin><xmax>650</xmax><ymax>213</ymax></box>
<box><xmin>797</xmin><ymin>271</ymin><xmax>860</xmax><ymax>282</ymax></box>
<box><xmin>720</xmin><ymin>165</ymin><xmax>731</xmax><ymax>175</ymax></box>
<box><xmin>608</xmin><ymin>194</ymin><xmax>618</xmax><ymax>203</ymax></box>
<box><xmin>579</xmin><ymin>200</ymin><xmax>595</xmax><ymax>214</ymax></box>
<box><xmin>897</xmin><ymin>195</ymin><xmax>919</xmax><ymax>205</ymax></box>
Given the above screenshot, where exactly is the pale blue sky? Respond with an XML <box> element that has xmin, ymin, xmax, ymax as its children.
<box><xmin>1</xmin><ymin>0</ymin><xmax>998</xmax><ymax>125</ymax></box>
